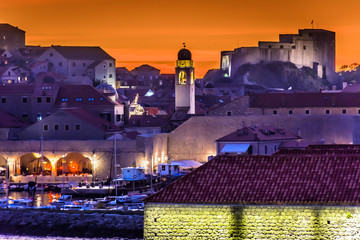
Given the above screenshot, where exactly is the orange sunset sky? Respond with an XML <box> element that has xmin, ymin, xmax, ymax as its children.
<box><xmin>0</xmin><ymin>0</ymin><xmax>358</xmax><ymax>78</ymax></box>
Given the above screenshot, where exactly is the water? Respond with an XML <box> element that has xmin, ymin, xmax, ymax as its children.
<box><xmin>4</xmin><ymin>191</ymin><xmax>94</xmax><ymax>206</ymax></box>
<box><xmin>0</xmin><ymin>235</ymin><xmax>141</xmax><ymax>240</ymax></box>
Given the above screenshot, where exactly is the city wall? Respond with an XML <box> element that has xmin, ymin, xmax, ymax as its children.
<box><xmin>167</xmin><ymin>115</ymin><xmax>360</xmax><ymax>162</ymax></box>
<box><xmin>0</xmin><ymin>209</ymin><xmax>143</xmax><ymax>238</ymax></box>
<box><xmin>145</xmin><ymin>203</ymin><xmax>360</xmax><ymax>239</ymax></box>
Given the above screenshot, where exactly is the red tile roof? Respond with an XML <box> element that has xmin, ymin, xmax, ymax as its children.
<box><xmin>216</xmin><ymin>126</ymin><xmax>301</xmax><ymax>142</ymax></box>
<box><xmin>51</xmin><ymin>46</ymin><xmax>114</xmax><ymax>60</ymax></box>
<box><xmin>54</xmin><ymin>85</ymin><xmax>115</xmax><ymax>106</ymax></box>
<box><xmin>250</xmin><ymin>92</ymin><xmax>360</xmax><ymax>108</ymax></box>
<box><xmin>145</xmin><ymin>154</ymin><xmax>360</xmax><ymax>205</ymax></box>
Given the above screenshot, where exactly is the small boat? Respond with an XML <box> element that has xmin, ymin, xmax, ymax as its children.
<box><xmin>8</xmin><ymin>199</ymin><xmax>33</xmax><ymax>209</ymax></box>
<box><xmin>50</xmin><ymin>195</ymin><xmax>73</xmax><ymax>206</ymax></box>
<box><xmin>60</xmin><ymin>204</ymin><xmax>86</xmax><ymax>211</ymax></box>
<box><xmin>0</xmin><ymin>198</ymin><xmax>8</xmax><ymax>208</ymax></box>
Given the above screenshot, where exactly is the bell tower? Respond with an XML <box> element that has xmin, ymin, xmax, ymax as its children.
<box><xmin>175</xmin><ymin>44</ymin><xmax>195</xmax><ymax>114</ymax></box>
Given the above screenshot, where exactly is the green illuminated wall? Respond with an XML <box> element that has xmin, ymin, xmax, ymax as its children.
<box><xmin>144</xmin><ymin>203</ymin><xmax>360</xmax><ymax>239</ymax></box>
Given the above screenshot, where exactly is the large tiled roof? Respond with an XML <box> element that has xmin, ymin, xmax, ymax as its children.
<box><xmin>250</xmin><ymin>92</ymin><xmax>360</xmax><ymax>108</ymax></box>
<box><xmin>145</xmin><ymin>153</ymin><xmax>360</xmax><ymax>205</ymax></box>
<box><xmin>51</xmin><ymin>46</ymin><xmax>114</xmax><ymax>60</ymax></box>
<box><xmin>0</xmin><ymin>83</ymin><xmax>59</xmax><ymax>95</ymax></box>
<box><xmin>0</xmin><ymin>110</ymin><xmax>28</xmax><ymax>128</ymax></box>
<box><xmin>216</xmin><ymin>126</ymin><xmax>300</xmax><ymax>142</ymax></box>
<box><xmin>54</xmin><ymin>85</ymin><xmax>115</xmax><ymax>106</ymax></box>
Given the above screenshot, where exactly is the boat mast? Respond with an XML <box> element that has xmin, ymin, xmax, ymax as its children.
<box><xmin>40</xmin><ymin>136</ymin><xmax>44</xmax><ymax>206</ymax></box>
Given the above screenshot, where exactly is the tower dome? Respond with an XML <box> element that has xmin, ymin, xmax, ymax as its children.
<box><xmin>178</xmin><ymin>48</ymin><xmax>192</xmax><ymax>60</ymax></box>
<box><xmin>96</xmin><ymin>82</ymin><xmax>118</xmax><ymax>102</ymax></box>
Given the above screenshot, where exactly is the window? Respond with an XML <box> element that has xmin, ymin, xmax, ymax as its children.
<box><xmin>54</xmin><ymin>124</ymin><xmax>59</xmax><ymax>131</ymax></box>
<box><xmin>46</xmin><ymin>97</ymin><xmax>51</xmax><ymax>103</ymax></box>
<box><xmin>273</xmin><ymin>110</ymin><xmax>277</xmax><ymax>115</ymax></box>
<box><xmin>82</xmin><ymin>74</ymin><xmax>86</xmax><ymax>76</ymax></box>
<box><xmin>109</xmin><ymin>74</ymin><xmax>113</xmax><ymax>78</ymax></box>
<box><xmin>37</xmin><ymin>97</ymin><xmax>41</xmax><ymax>103</ymax></box>
<box><xmin>161</xmin><ymin>165</ymin><xmax>166</xmax><ymax>171</ymax></box>
<box><xmin>305</xmin><ymin>109</ymin><xmax>310</xmax><ymax>115</ymax></box>
<box><xmin>59</xmin><ymin>62</ymin><xmax>62</xmax><ymax>67</ymax></box>
<box><xmin>326</xmin><ymin>109</ymin><xmax>330</xmax><ymax>114</ymax></box>
<box><xmin>49</xmin><ymin>62</ymin><xmax>53</xmax><ymax>67</ymax></box>
<box><xmin>65</xmin><ymin>124</ymin><xmax>70</xmax><ymax>131</ymax></box>
<box><xmin>1</xmin><ymin>97</ymin><xmax>6</xmax><ymax>103</ymax></box>
<box><xmin>265</xmin><ymin>145</ymin><xmax>268</xmax><ymax>154</ymax></box>
<box><xmin>303</xmin><ymin>46</ymin><xmax>306</xmax><ymax>50</ymax></box>
<box><xmin>72</xmin><ymin>74</ymin><xmax>75</xmax><ymax>77</ymax></box>
<box><xmin>46</xmin><ymin>112</ymin><xmax>51</xmax><ymax>116</ymax></box>
<box><xmin>116</xmin><ymin>114</ymin><xmax>121</xmax><ymax>122</ymax></box>
<box><xmin>50</xmin><ymin>53</ymin><xmax>53</xmax><ymax>57</ymax></box>
<box><xmin>82</xmin><ymin>63</ymin><xmax>86</xmax><ymax>67</ymax></box>
<box><xmin>342</xmin><ymin>109</ymin><xmax>347</xmax><ymax>114</ymax></box>
<box><xmin>72</xmin><ymin>62</ymin><xmax>76</xmax><ymax>67</ymax></box>
<box><xmin>37</xmin><ymin>113</ymin><xmax>42</xmax><ymax>121</ymax></box>
<box><xmin>292</xmin><ymin>46</ymin><xmax>296</xmax><ymax>49</ymax></box>
<box><xmin>280</xmin><ymin>45</ymin><xmax>283</xmax><ymax>49</ymax></box>
<box><xmin>22</xmin><ymin>114</ymin><xmax>28</xmax><ymax>121</ymax></box>
<box><xmin>358</xmin><ymin>109</ymin><xmax>360</xmax><ymax>114</ymax></box>
<box><xmin>227</xmin><ymin>111</ymin><xmax>232</xmax><ymax>116</ymax></box>
<box><xmin>103</xmin><ymin>64</ymin><xmax>106</xmax><ymax>69</ymax></box>
<box><xmin>309</xmin><ymin>33</ymin><xmax>313</xmax><ymax>37</ymax></box>
<box><xmin>43</xmin><ymin>125</ymin><xmax>49</xmax><ymax>131</ymax></box>
<box><xmin>288</xmin><ymin>110</ymin><xmax>293</xmax><ymax>115</ymax></box>
<box><xmin>274</xmin><ymin>145</ymin><xmax>277</xmax><ymax>152</ymax></box>
<box><xmin>268</xmin><ymin>45</ymin><xmax>272</xmax><ymax>49</ymax></box>
<box><xmin>109</xmin><ymin>63</ymin><xmax>113</xmax><ymax>67</ymax></box>
<box><xmin>22</xmin><ymin>97</ymin><xmax>28</xmax><ymax>103</ymax></box>
<box><xmin>75</xmin><ymin>124</ymin><xmax>81</xmax><ymax>131</ymax></box>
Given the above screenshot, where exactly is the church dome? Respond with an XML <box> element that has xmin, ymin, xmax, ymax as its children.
<box><xmin>178</xmin><ymin>48</ymin><xmax>192</xmax><ymax>60</ymax></box>
<box><xmin>96</xmin><ymin>82</ymin><xmax>117</xmax><ymax>95</ymax></box>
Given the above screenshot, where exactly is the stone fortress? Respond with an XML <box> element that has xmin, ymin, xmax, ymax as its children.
<box><xmin>221</xmin><ymin>29</ymin><xmax>335</xmax><ymax>80</ymax></box>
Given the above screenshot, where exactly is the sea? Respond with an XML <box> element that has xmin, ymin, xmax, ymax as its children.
<box><xmin>0</xmin><ymin>236</ymin><xmax>142</xmax><ymax>240</ymax></box>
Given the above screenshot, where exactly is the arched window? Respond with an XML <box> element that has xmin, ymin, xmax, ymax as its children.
<box><xmin>179</xmin><ymin>71</ymin><xmax>187</xmax><ymax>84</ymax></box>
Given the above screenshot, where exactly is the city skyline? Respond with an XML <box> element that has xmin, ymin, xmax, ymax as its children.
<box><xmin>0</xmin><ymin>0</ymin><xmax>358</xmax><ymax>77</ymax></box>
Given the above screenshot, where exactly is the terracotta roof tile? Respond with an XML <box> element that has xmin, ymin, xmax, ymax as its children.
<box><xmin>145</xmin><ymin>153</ymin><xmax>360</xmax><ymax>205</ymax></box>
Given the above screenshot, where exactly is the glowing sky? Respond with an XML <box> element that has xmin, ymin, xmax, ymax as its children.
<box><xmin>0</xmin><ymin>0</ymin><xmax>358</xmax><ymax>77</ymax></box>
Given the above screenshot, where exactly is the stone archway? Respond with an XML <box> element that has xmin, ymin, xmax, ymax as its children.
<box><xmin>19</xmin><ymin>153</ymin><xmax>51</xmax><ymax>176</ymax></box>
<box><xmin>55</xmin><ymin>152</ymin><xmax>93</xmax><ymax>176</ymax></box>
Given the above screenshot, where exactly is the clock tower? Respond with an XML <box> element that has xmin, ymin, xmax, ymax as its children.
<box><xmin>175</xmin><ymin>45</ymin><xmax>195</xmax><ymax>114</ymax></box>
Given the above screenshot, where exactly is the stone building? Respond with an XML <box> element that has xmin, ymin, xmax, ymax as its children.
<box><xmin>37</xmin><ymin>46</ymin><xmax>116</xmax><ymax>88</ymax></box>
<box><xmin>0</xmin><ymin>24</ymin><xmax>25</xmax><ymax>50</ymax></box>
<box><xmin>216</xmin><ymin>126</ymin><xmax>301</xmax><ymax>155</ymax></box>
<box><xmin>221</xmin><ymin>29</ymin><xmax>335</xmax><ymax>79</ymax></box>
<box><xmin>208</xmin><ymin>92</ymin><xmax>360</xmax><ymax>117</ymax></box>
<box><xmin>144</xmin><ymin>146</ymin><xmax>360</xmax><ymax>239</ymax></box>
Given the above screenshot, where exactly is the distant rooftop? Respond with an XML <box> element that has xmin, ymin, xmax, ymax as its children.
<box><xmin>51</xmin><ymin>46</ymin><xmax>114</xmax><ymax>60</ymax></box>
<box><xmin>0</xmin><ymin>24</ymin><xmax>25</xmax><ymax>33</ymax></box>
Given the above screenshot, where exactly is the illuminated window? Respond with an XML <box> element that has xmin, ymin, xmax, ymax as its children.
<box><xmin>43</xmin><ymin>125</ymin><xmax>49</xmax><ymax>131</ymax></box>
<box><xmin>179</xmin><ymin>71</ymin><xmax>187</xmax><ymax>84</ymax></box>
<box><xmin>37</xmin><ymin>114</ymin><xmax>42</xmax><ymax>121</ymax></box>
<box><xmin>65</xmin><ymin>124</ymin><xmax>70</xmax><ymax>131</ymax></box>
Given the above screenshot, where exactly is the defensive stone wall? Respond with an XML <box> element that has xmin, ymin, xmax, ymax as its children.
<box><xmin>0</xmin><ymin>209</ymin><xmax>143</xmax><ymax>238</ymax></box>
<box><xmin>144</xmin><ymin>203</ymin><xmax>360</xmax><ymax>239</ymax></box>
